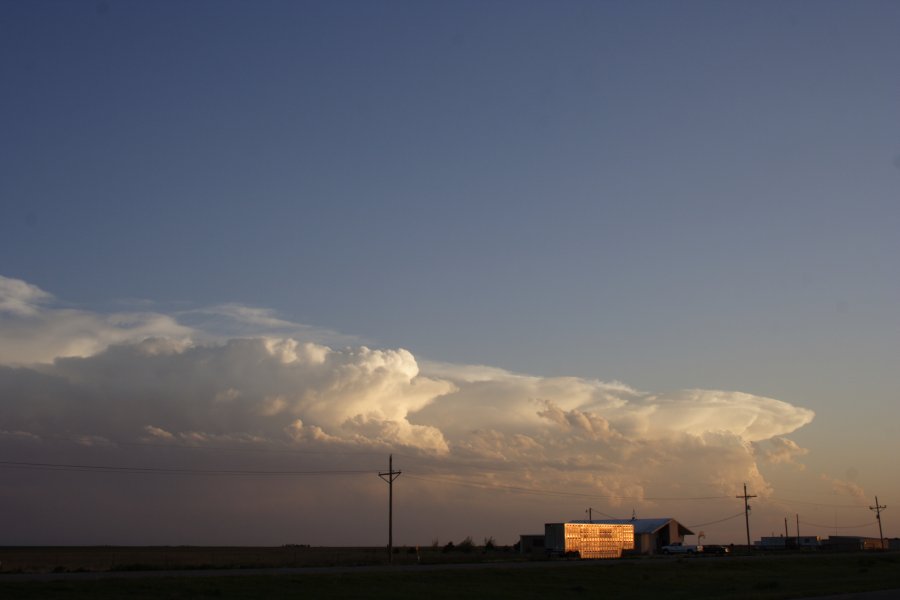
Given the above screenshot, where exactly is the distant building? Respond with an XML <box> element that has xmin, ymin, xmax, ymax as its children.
<box><xmin>518</xmin><ymin>534</ymin><xmax>545</xmax><ymax>555</ymax></box>
<box><xmin>824</xmin><ymin>536</ymin><xmax>889</xmax><ymax>551</ymax></box>
<box><xmin>544</xmin><ymin>522</ymin><xmax>635</xmax><ymax>559</ymax></box>
<box><xmin>756</xmin><ymin>536</ymin><xmax>822</xmax><ymax>550</ymax></box>
<box><xmin>584</xmin><ymin>518</ymin><xmax>695</xmax><ymax>555</ymax></box>
<box><xmin>754</xmin><ymin>536</ymin><xmax>900</xmax><ymax>552</ymax></box>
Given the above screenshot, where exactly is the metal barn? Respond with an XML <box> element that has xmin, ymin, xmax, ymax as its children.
<box><xmin>586</xmin><ymin>518</ymin><xmax>695</xmax><ymax>555</ymax></box>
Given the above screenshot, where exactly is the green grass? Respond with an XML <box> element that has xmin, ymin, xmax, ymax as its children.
<box><xmin>1</xmin><ymin>553</ymin><xmax>898</xmax><ymax>599</ymax></box>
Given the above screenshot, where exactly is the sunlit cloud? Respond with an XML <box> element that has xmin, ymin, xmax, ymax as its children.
<box><xmin>821</xmin><ymin>474</ymin><xmax>867</xmax><ymax>501</ymax></box>
<box><xmin>752</xmin><ymin>436</ymin><xmax>809</xmax><ymax>468</ymax></box>
<box><xmin>0</xmin><ymin>273</ymin><xmax>815</xmax><ymax>481</ymax></box>
<box><xmin>0</xmin><ymin>274</ymin><xmax>818</xmax><ymax>543</ymax></box>
<box><xmin>180</xmin><ymin>303</ymin><xmax>365</xmax><ymax>346</ymax></box>
<box><xmin>0</xmin><ymin>275</ymin><xmax>53</xmax><ymax>316</ymax></box>
<box><xmin>0</xmin><ymin>275</ymin><xmax>192</xmax><ymax>365</ymax></box>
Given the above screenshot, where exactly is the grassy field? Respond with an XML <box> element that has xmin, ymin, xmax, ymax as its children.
<box><xmin>0</xmin><ymin>550</ymin><xmax>898</xmax><ymax>599</ymax></box>
<box><xmin>0</xmin><ymin>544</ymin><xmax>512</xmax><ymax>572</ymax></box>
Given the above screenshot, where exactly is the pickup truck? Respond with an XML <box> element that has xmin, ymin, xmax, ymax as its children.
<box><xmin>661</xmin><ymin>542</ymin><xmax>703</xmax><ymax>555</ymax></box>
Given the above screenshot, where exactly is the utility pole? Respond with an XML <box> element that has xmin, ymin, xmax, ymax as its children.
<box><xmin>796</xmin><ymin>514</ymin><xmax>800</xmax><ymax>545</ymax></box>
<box><xmin>586</xmin><ymin>508</ymin><xmax>592</xmax><ymax>523</ymax></box>
<box><xmin>869</xmin><ymin>496</ymin><xmax>887</xmax><ymax>550</ymax></box>
<box><xmin>784</xmin><ymin>517</ymin><xmax>789</xmax><ymax>539</ymax></box>
<box><xmin>379</xmin><ymin>454</ymin><xmax>401</xmax><ymax>563</ymax></box>
<box><xmin>737</xmin><ymin>483</ymin><xmax>757</xmax><ymax>549</ymax></box>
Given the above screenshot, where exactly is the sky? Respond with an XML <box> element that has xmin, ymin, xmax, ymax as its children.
<box><xmin>1</xmin><ymin>0</ymin><xmax>898</xmax><ymax>547</ymax></box>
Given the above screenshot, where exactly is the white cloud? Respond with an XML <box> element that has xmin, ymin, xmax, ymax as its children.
<box><xmin>753</xmin><ymin>436</ymin><xmax>809</xmax><ymax>467</ymax></box>
<box><xmin>821</xmin><ymin>474</ymin><xmax>867</xmax><ymax>501</ymax></box>
<box><xmin>0</xmin><ymin>273</ymin><xmax>815</xmax><ymax>469</ymax></box>
<box><xmin>0</xmin><ymin>337</ymin><xmax>454</xmax><ymax>453</ymax></box>
<box><xmin>181</xmin><ymin>304</ymin><xmax>364</xmax><ymax>346</ymax></box>
<box><xmin>0</xmin><ymin>275</ymin><xmax>192</xmax><ymax>365</ymax></box>
<box><xmin>0</xmin><ymin>275</ymin><xmax>53</xmax><ymax>316</ymax></box>
<box><xmin>411</xmin><ymin>368</ymin><xmax>812</xmax><ymax>446</ymax></box>
<box><xmin>143</xmin><ymin>425</ymin><xmax>175</xmax><ymax>441</ymax></box>
<box><xmin>0</xmin><ymin>275</ymin><xmax>818</xmax><ymax>544</ymax></box>
<box><xmin>0</xmin><ymin>429</ymin><xmax>42</xmax><ymax>443</ymax></box>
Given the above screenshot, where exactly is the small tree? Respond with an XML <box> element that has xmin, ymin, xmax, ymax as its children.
<box><xmin>442</xmin><ymin>541</ymin><xmax>455</xmax><ymax>553</ymax></box>
<box><xmin>483</xmin><ymin>536</ymin><xmax>496</xmax><ymax>551</ymax></box>
<box><xmin>458</xmin><ymin>536</ymin><xmax>475</xmax><ymax>553</ymax></box>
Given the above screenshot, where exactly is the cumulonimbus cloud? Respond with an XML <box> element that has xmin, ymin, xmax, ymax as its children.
<box><xmin>0</xmin><ymin>274</ymin><xmax>816</xmax><ymax>538</ymax></box>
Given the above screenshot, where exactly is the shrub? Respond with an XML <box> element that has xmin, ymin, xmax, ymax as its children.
<box><xmin>458</xmin><ymin>537</ymin><xmax>475</xmax><ymax>554</ymax></box>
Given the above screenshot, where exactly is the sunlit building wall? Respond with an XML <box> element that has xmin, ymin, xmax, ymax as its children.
<box><xmin>544</xmin><ymin>522</ymin><xmax>635</xmax><ymax>559</ymax></box>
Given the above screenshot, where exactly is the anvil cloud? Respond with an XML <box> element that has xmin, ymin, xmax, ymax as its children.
<box><xmin>0</xmin><ymin>275</ymin><xmax>815</xmax><ymax>544</ymax></box>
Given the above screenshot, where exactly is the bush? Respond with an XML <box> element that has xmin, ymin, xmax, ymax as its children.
<box><xmin>458</xmin><ymin>537</ymin><xmax>475</xmax><ymax>554</ymax></box>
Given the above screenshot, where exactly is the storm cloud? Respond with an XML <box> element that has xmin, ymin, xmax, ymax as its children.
<box><xmin>0</xmin><ymin>275</ymin><xmax>816</xmax><ymax>544</ymax></box>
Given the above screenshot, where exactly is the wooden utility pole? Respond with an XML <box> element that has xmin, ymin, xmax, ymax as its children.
<box><xmin>379</xmin><ymin>454</ymin><xmax>401</xmax><ymax>563</ymax></box>
<box><xmin>869</xmin><ymin>496</ymin><xmax>887</xmax><ymax>550</ymax></box>
<box><xmin>737</xmin><ymin>483</ymin><xmax>757</xmax><ymax>548</ymax></box>
<box><xmin>586</xmin><ymin>508</ymin><xmax>593</xmax><ymax>523</ymax></box>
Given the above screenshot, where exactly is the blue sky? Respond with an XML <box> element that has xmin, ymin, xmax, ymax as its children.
<box><xmin>1</xmin><ymin>1</ymin><xmax>899</xmax><ymax>544</ymax></box>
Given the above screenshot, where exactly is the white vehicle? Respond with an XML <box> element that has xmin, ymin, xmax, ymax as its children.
<box><xmin>661</xmin><ymin>541</ymin><xmax>703</xmax><ymax>555</ymax></box>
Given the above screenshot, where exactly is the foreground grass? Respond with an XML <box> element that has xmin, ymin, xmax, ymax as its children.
<box><xmin>1</xmin><ymin>553</ymin><xmax>898</xmax><ymax>599</ymax></box>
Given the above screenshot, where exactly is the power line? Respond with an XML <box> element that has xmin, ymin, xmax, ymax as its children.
<box><xmin>118</xmin><ymin>440</ymin><xmax>383</xmax><ymax>457</ymax></box>
<box><xmin>799</xmin><ymin>519</ymin><xmax>877</xmax><ymax>530</ymax></box>
<box><xmin>25</xmin><ymin>433</ymin><xmax>389</xmax><ymax>458</ymax></box>
<box><xmin>405</xmin><ymin>473</ymin><xmax>731</xmax><ymax>503</ymax></box>
<box><xmin>687</xmin><ymin>512</ymin><xmax>746</xmax><ymax>529</ymax></box>
<box><xmin>764</xmin><ymin>496</ymin><xmax>869</xmax><ymax>509</ymax></box>
<box><xmin>14</xmin><ymin>457</ymin><xmax>862</xmax><ymax>533</ymax></box>
<box><xmin>0</xmin><ymin>460</ymin><xmax>374</xmax><ymax>476</ymax></box>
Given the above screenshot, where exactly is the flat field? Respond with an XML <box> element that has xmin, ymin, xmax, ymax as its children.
<box><xmin>0</xmin><ymin>549</ymin><xmax>898</xmax><ymax>599</ymax></box>
<box><xmin>0</xmin><ymin>545</ymin><xmax>429</xmax><ymax>572</ymax></box>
